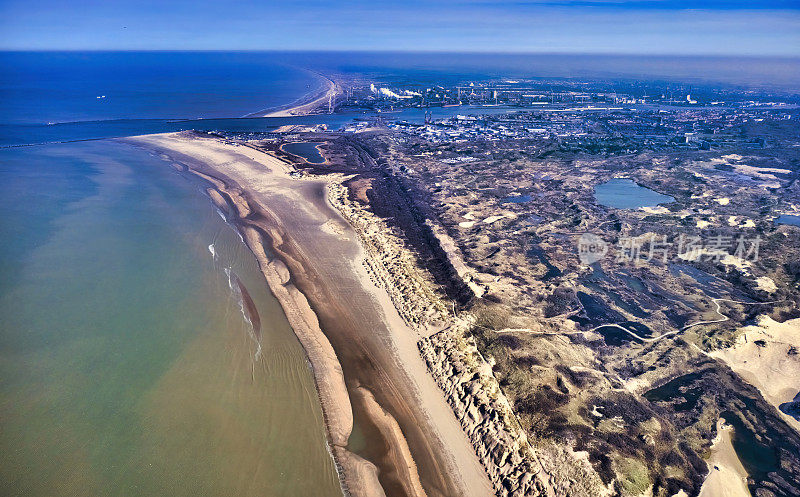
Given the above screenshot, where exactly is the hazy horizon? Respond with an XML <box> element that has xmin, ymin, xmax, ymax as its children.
<box><xmin>2</xmin><ymin>49</ymin><xmax>799</xmax><ymax>58</ymax></box>
<box><xmin>1</xmin><ymin>1</ymin><xmax>798</xmax><ymax>56</ymax></box>
<box><xmin>3</xmin><ymin>51</ymin><xmax>799</xmax><ymax>93</ymax></box>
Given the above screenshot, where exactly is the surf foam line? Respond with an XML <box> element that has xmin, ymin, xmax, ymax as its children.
<box><xmin>124</xmin><ymin>134</ymin><xmax>374</xmax><ymax>497</ymax></box>
<box><xmin>224</xmin><ymin>267</ymin><xmax>263</xmax><ymax>363</ymax></box>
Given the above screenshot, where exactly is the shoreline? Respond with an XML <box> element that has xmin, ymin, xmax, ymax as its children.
<box><xmin>247</xmin><ymin>72</ymin><xmax>339</xmax><ymax>118</ymax></box>
<box><xmin>126</xmin><ymin>131</ymin><xmax>493</xmax><ymax>497</ymax></box>
<box><xmin>128</xmin><ymin>135</ymin><xmax>364</xmax><ymax>495</ymax></box>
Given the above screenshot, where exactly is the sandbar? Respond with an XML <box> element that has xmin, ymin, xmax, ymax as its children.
<box><xmin>126</xmin><ymin>131</ymin><xmax>492</xmax><ymax>497</ymax></box>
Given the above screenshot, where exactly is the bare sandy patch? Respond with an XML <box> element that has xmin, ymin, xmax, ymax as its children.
<box><xmin>640</xmin><ymin>205</ymin><xmax>670</xmax><ymax>215</ymax></box>
<box><xmin>710</xmin><ymin>316</ymin><xmax>800</xmax><ymax>433</ymax></box>
<box><xmin>698</xmin><ymin>419</ymin><xmax>751</xmax><ymax>497</ymax></box>
<box><xmin>696</xmin><ymin>219</ymin><xmax>711</xmax><ymax>229</ymax></box>
<box><xmin>755</xmin><ymin>276</ymin><xmax>777</xmax><ymax>293</ymax></box>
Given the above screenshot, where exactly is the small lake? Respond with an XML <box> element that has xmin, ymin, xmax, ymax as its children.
<box><xmin>283</xmin><ymin>142</ymin><xmax>326</xmax><ymax>164</ymax></box>
<box><xmin>776</xmin><ymin>214</ymin><xmax>800</xmax><ymax>227</ymax></box>
<box><xmin>594</xmin><ymin>178</ymin><xmax>674</xmax><ymax>209</ymax></box>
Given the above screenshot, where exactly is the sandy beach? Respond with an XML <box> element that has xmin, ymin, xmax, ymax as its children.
<box><xmin>127</xmin><ymin>132</ymin><xmax>493</xmax><ymax>497</ymax></box>
<box><xmin>252</xmin><ymin>75</ymin><xmax>339</xmax><ymax>117</ymax></box>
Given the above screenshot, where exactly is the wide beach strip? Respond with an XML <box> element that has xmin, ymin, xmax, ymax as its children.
<box><xmin>128</xmin><ymin>132</ymin><xmax>493</xmax><ymax>497</ymax></box>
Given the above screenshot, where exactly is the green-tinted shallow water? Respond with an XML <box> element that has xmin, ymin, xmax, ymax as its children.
<box><xmin>0</xmin><ymin>141</ymin><xmax>341</xmax><ymax>496</ymax></box>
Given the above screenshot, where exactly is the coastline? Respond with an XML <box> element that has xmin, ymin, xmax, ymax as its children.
<box><xmin>248</xmin><ymin>73</ymin><xmax>339</xmax><ymax>118</ymax></box>
<box><xmin>126</xmin><ymin>131</ymin><xmax>493</xmax><ymax>497</ymax></box>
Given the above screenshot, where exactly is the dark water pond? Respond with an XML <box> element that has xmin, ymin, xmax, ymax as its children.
<box><xmin>594</xmin><ymin>178</ymin><xmax>674</xmax><ymax>209</ymax></box>
<box><xmin>527</xmin><ymin>245</ymin><xmax>561</xmax><ymax>280</ymax></box>
<box><xmin>283</xmin><ymin>141</ymin><xmax>326</xmax><ymax>164</ymax></box>
<box><xmin>776</xmin><ymin>214</ymin><xmax>800</xmax><ymax>227</ymax></box>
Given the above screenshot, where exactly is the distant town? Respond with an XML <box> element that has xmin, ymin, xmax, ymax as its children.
<box><xmin>213</xmin><ymin>75</ymin><xmax>800</xmax><ymax>497</ymax></box>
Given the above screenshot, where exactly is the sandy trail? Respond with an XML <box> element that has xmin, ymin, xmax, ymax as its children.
<box><xmin>127</xmin><ymin>132</ymin><xmax>492</xmax><ymax>497</ymax></box>
<box><xmin>586</xmin><ymin>298</ymin><xmax>786</xmax><ymax>344</ymax></box>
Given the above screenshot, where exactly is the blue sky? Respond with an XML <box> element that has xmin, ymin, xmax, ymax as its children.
<box><xmin>1</xmin><ymin>0</ymin><xmax>798</xmax><ymax>55</ymax></box>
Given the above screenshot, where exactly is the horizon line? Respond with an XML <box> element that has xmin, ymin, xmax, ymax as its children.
<box><xmin>1</xmin><ymin>49</ymin><xmax>799</xmax><ymax>59</ymax></box>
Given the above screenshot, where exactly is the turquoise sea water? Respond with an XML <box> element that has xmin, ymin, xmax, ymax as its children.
<box><xmin>0</xmin><ymin>141</ymin><xmax>340</xmax><ymax>494</ymax></box>
<box><xmin>0</xmin><ymin>52</ymin><xmax>341</xmax><ymax>496</ymax></box>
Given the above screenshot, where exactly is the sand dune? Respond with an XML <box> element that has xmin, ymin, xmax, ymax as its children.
<box><xmin>710</xmin><ymin>316</ymin><xmax>800</xmax><ymax>433</ymax></box>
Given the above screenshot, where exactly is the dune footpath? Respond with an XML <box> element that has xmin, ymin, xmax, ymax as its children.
<box><xmin>126</xmin><ymin>132</ymin><xmax>493</xmax><ymax>497</ymax></box>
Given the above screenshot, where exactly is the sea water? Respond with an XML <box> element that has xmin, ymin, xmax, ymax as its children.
<box><xmin>0</xmin><ymin>141</ymin><xmax>341</xmax><ymax>496</ymax></box>
<box><xmin>0</xmin><ymin>51</ymin><xmax>329</xmax><ymax>124</ymax></box>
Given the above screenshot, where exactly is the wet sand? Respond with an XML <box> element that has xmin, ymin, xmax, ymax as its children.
<box><xmin>233</xmin><ymin>274</ymin><xmax>262</xmax><ymax>341</ymax></box>
<box><xmin>127</xmin><ymin>132</ymin><xmax>492</xmax><ymax>497</ymax></box>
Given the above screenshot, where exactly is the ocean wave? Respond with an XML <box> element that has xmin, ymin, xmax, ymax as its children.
<box><xmin>215</xmin><ymin>207</ymin><xmax>227</xmax><ymax>222</ymax></box>
<box><xmin>224</xmin><ymin>267</ymin><xmax>263</xmax><ymax>360</ymax></box>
